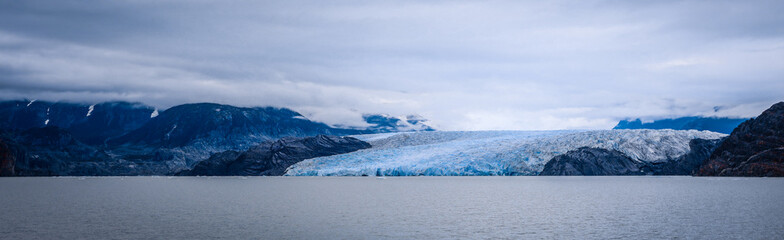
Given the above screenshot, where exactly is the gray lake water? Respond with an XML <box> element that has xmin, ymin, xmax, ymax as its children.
<box><xmin>1</xmin><ymin>176</ymin><xmax>783</xmax><ymax>239</ymax></box>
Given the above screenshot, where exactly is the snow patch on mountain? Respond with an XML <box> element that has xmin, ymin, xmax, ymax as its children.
<box><xmin>86</xmin><ymin>104</ymin><xmax>95</xmax><ymax>117</ymax></box>
<box><xmin>164</xmin><ymin>124</ymin><xmax>177</xmax><ymax>140</ymax></box>
<box><xmin>150</xmin><ymin>109</ymin><xmax>159</xmax><ymax>118</ymax></box>
<box><xmin>285</xmin><ymin>129</ymin><xmax>726</xmax><ymax>176</ymax></box>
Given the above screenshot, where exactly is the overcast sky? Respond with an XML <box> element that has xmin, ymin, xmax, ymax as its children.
<box><xmin>1</xmin><ymin>0</ymin><xmax>782</xmax><ymax>130</ymax></box>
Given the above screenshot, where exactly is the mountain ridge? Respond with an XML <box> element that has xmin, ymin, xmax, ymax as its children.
<box><xmin>0</xmin><ymin>99</ymin><xmax>433</xmax><ymax>176</ymax></box>
<box><xmin>0</xmin><ymin>100</ymin><xmax>436</xmax><ymax>147</ymax></box>
<box><xmin>614</xmin><ymin>116</ymin><xmax>747</xmax><ymax>134</ymax></box>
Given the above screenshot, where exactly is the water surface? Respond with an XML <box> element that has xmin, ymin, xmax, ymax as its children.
<box><xmin>1</xmin><ymin>177</ymin><xmax>782</xmax><ymax>239</ymax></box>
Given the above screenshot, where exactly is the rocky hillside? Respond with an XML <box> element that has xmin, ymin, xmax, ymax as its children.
<box><xmin>655</xmin><ymin>138</ymin><xmax>724</xmax><ymax>175</ymax></box>
<box><xmin>179</xmin><ymin>135</ymin><xmax>371</xmax><ymax>176</ymax></box>
<box><xmin>0</xmin><ymin>137</ymin><xmax>18</xmax><ymax>176</ymax></box>
<box><xmin>697</xmin><ymin>102</ymin><xmax>784</xmax><ymax>177</ymax></box>
<box><xmin>0</xmin><ymin>127</ymin><xmax>118</xmax><ymax>176</ymax></box>
<box><xmin>539</xmin><ymin>147</ymin><xmax>648</xmax><ymax>175</ymax></box>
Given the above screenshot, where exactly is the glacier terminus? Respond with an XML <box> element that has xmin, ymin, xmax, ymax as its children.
<box><xmin>285</xmin><ymin>129</ymin><xmax>726</xmax><ymax>176</ymax></box>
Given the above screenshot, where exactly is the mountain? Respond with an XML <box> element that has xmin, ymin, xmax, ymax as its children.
<box><xmin>0</xmin><ymin>100</ymin><xmax>431</xmax><ymax>148</ymax></box>
<box><xmin>179</xmin><ymin>135</ymin><xmax>371</xmax><ymax>176</ymax></box>
<box><xmin>0</xmin><ymin>100</ymin><xmax>85</xmax><ymax>129</ymax></box>
<box><xmin>103</xmin><ymin>103</ymin><xmax>371</xmax><ymax>170</ymax></box>
<box><xmin>361</xmin><ymin>114</ymin><xmax>435</xmax><ymax>133</ymax></box>
<box><xmin>539</xmin><ymin>138</ymin><xmax>724</xmax><ymax>176</ymax></box>
<box><xmin>285</xmin><ymin>129</ymin><xmax>726</xmax><ymax>176</ymax></box>
<box><xmin>0</xmin><ymin>100</ymin><xmax>438</xmax><ymax>176</ymax></box>
<box><xmin>0</xmin><ymin>126</ymin><xmax>207</xmax><ymax>176</ymax></box>
<box><xmin>697</xmin><ymin>102</ymin><xmax>784</xmax><ymax>177</ymax></box>
<box><xmin>68</xmin><ymin>102</ymin><xmax>158</xmax><ymax>145</ymax></box>
<box><xmin>0</xmin><ymin>100</ymin><xmax>156</xmax><ymax>144</ymax></box>
<box><xmin>0</xmin><ymin>127</ymin><xmax>372</xmax><ymax>177</ymax></box>
<box><xmin>614</xmin><ymin>116</ymin><xmax>747</xmax><ymax>134</ymax></box>
<box><xmin>108</xmin><ymin>103</ymin><xmax>365</xmax><ymax>149</ymax></box>
<box><xmin>0</xmin><ymin>127</ymin><xmax>116</xmax><ymax>176</ymax></box>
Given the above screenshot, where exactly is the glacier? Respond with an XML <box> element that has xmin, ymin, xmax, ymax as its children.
<box><xmin>284</xmin><ymin>129</ymin><xmax>726</xmax><ymax>176</ymax></box>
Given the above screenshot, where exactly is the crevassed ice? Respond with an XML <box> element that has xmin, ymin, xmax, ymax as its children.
<box><xmin>285</xmin><ymin>129</ymin><xmax>726</xmax><ymax>176</ymax></box>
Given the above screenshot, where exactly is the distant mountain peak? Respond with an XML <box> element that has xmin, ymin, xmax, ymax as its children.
<box><xmin>361</xmin><ymin>113</ymin><xmax>435</xmax><ymax>133</ymax></box>
<box><xmin>613</xmin><ymin>116</ymin><xmax>747</xmax><ymax>134</ymax></box>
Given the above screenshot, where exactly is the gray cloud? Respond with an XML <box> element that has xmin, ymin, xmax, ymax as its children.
<box><xmin>0</xmin><ymin>0</ymin><xmax>782</xmax><ymax>130</ymax></box>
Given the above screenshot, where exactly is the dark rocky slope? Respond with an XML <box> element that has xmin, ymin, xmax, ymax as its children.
<box><xmin>697</xmin><ymin>102</ymin><xmax>784</xmax><ymax>177</ymax></box>
<box><xmin>539</xmin><ymin>147</ymin><xmax>649</xmax><ymax>176</ymax></box>
<box><xmin>0</xmin><ymin>138</ymin><xmax>17</xmax><ymax>176</ymax></box>
<box><xmin>0</xmin><ymin>127</ymin><xmax>212</xmax><ymax>176</ymax></box>
<box><xmin>0</xmin><ymin>127</ymin><xmax>118</xmax><ymax>176</ymax></box>
<box><xmin>653</xmin><ymin>138</ymin><xmax>724</xmax><ymax>175</ymax></box>
<box><xmin>179</xmin><ymin>135</ymin><xmax>371</xmax><ymax>176</ymax></box>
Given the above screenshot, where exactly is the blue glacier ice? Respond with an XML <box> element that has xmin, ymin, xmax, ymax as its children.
<box><xmin>284</xmin><ymin>129</ymin><xmax>726</xmax><ymax>176</ymax></box>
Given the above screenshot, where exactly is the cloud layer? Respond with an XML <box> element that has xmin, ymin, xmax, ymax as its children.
<box><xmin>1</xmin><ymin>0</ymin><xmax>782</xmax><ymax>130</ymax></box>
